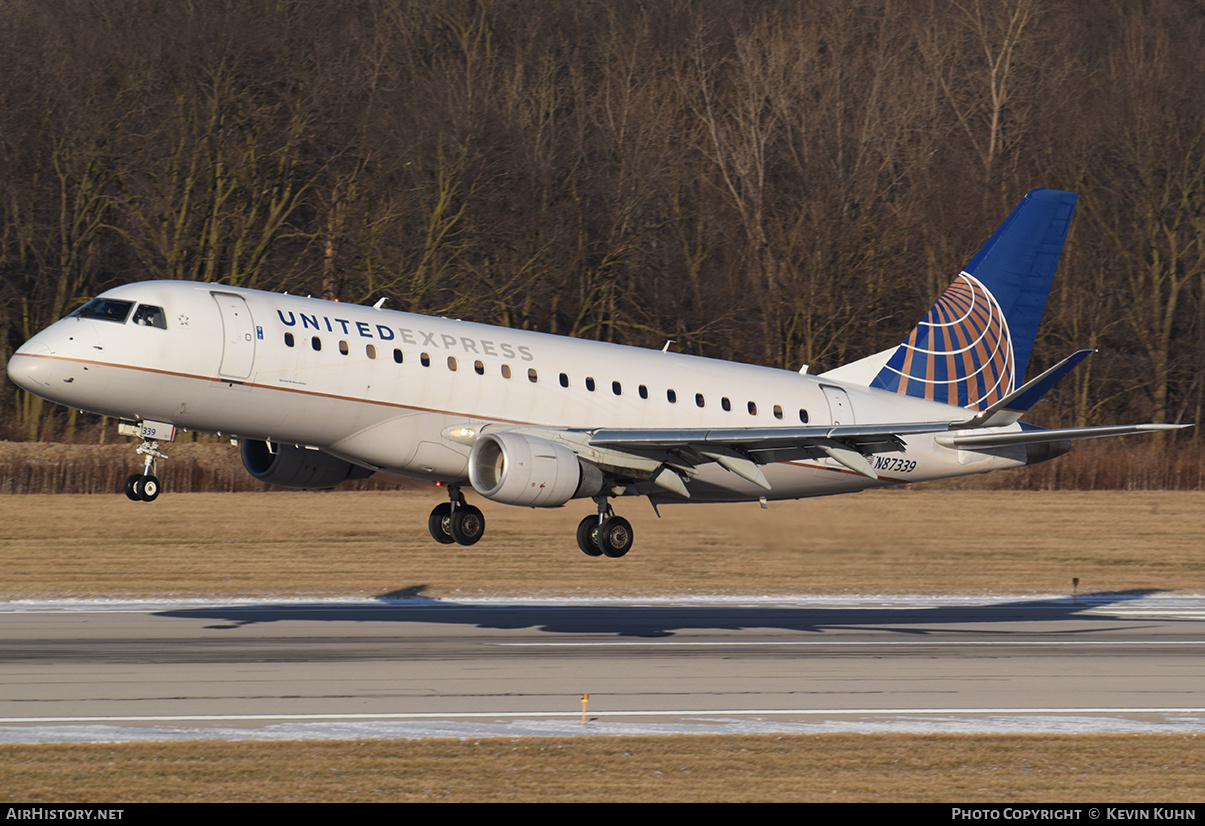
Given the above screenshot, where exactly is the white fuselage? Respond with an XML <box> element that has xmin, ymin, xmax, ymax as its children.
<box><xmin>8</xmin><ymin>281</ymin><xmax>1028</xmax><ymax>502</ymax></box>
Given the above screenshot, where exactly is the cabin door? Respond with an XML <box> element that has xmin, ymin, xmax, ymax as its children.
<box><xmin>212</xmin><ymin>292</ymin><xmax>257</xmax><ymax>380</ymax></box>
<box><xmin>820</xmin><ymin>384</ymin><xmax>855</xmax><ymax>426</ymax></box>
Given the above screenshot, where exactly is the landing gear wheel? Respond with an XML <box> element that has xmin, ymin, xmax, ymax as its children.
<box><xmin>126</xmin><ymin>432</ymin><xmax>168</xmax><ymax>502</ymax></box>
<box><xmin>597</xmin><ymin>515</ymin><xmax>633</xmax><ymax>558</ymax></box>
<box><xmin>138</xmin><ymin>475</ymin><xmax>161</xmax><ymax>502</ymax></box>
<box><xmin>428</xmin><ymin>502</ymin><xmax>455</xmax><ymax>544</ymax></box>
<box><xmin>576</xmin><ymin>515</ymin><xmax>603</xmax><ymax>557</ymax></box>
<box><xmin>450</xmin><ymin>505</ymin><xmax>485</xmax><ymax>546</ymax></box>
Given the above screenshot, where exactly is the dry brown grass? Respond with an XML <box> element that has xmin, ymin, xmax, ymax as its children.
<box><xmin>3</xmin><ymin>734</ymin><xmax>1204</xmax><ymax>802</ymax></box>
<box><xmin>0</xmin><ymin>489</ymin><xmax>1201</xmax><ymax>598</ymax></box>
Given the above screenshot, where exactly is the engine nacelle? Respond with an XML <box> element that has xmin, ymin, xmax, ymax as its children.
<box><xmin>468</xmin><ymin>432</ymin><xmax>604</xmax><ymax>507</ymax></box>
<box><xmin>240</xmin><ymin>440</ymin><xmax>374</xmax><ymax>490</ymax></box>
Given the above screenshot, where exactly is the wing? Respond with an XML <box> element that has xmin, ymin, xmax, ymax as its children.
<box><xmin>475</xmin><ymin>408</ymin><xmax>1186</xmax><ymax>500</ymax></box>
<box><xmin>586</xmin><ymin>420</ymin><xmax>1189</xmax><ymax>495</ymax></box>
<box><xmin>586</xmin><ymin>421</ymin><xmax>957</xmax><ymax>486</ymax></box>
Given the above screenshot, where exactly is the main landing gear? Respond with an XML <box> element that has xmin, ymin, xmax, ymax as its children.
<box><xmin>576</xmin><ymin>496</ymin><xmax>633</xmax><ymax>558</ymax></box>
<box><xmin>428</xmin><ymin>484</ymin><xmax>485</xmax><ymax>546</ymax></box>
<box><xmin>425</xmin><ymin>486</ymin><xmax>634</xmax><ymax>557</ymax></box>
<box><xmin>124</xmin><ymin>437</ymin><xmax>167</xmax><ymax>503</ymax></box>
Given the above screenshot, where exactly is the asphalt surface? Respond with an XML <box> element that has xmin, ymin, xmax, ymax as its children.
<box><xmin>2</xmin><ymin>592</ymin><xmax>1204</xmax><ymax>741</ymax></box>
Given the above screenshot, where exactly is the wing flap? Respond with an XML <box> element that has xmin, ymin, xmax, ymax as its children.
<box><xmin>587</xmin><ymin>421</ymin><xmax>959</xmax><ymax>486</ymax></box>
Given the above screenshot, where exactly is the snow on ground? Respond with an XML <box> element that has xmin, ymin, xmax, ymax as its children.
<box><xmin>4</xmin><ymin>714</ymin><xmax>1205</xmax><ymax>744</ymax></box>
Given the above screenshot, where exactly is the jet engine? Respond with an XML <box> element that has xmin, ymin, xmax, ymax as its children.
<box><xmin>468</xmin><ymin>432</ymin><xmax>604</xmax><ymax>507</ymax></box>
<box><xmin>240</xmin><ymin>439</ymin><xmax>374</xmax><ymax>490</ymax></box>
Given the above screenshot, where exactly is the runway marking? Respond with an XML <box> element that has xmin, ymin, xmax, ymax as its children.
<box><xmin>4</xmin><ymin>708</ymin><xmax>1205</xmax><ymax>725</ymax></box>
<box><xmin>496</xmin><ymin>640</ymin><xmax>1205</xmax><ymax>647</ymax></box>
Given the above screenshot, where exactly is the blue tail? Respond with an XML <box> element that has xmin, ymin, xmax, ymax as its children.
<box><xmin>869</xmin><ymin>189</ymin><xmax>1079</xmax><ymax>410</ymax></box>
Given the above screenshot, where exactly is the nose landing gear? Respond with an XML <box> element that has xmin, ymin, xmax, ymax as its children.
<box><xmin>123</xmin><ymin>438</ymin><xmax>166</xmax><ymax>502</ymax></box>
<box><xmin>118</xmin><ymin>420</ymin><xmax>176</xmax><ymax>503</ymax></box>
<box><xmin>124</xmin><ymin>471</ymin><xmax>161</xmax><ymax>502</ymax></box>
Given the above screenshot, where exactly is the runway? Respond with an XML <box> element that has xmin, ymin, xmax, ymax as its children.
<box><xmin>2</xmin><ymin>593</ymin><xmax>1205</xmax><ymax>742</ymax></box>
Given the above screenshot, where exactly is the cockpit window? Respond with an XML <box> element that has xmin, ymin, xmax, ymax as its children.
<box><xmin>73</xmin><ymin>298</ymin><xmax>135</xmax><ymax>324</ymax></box>
<box><xmin>132</xmin><ymin>304</ymin><xmax>167</xmax><ymax>329</ymax></box>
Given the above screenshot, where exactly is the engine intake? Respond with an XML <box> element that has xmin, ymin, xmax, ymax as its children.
<box><xmin>241</xmin><ymin>440</ymin><xmax>373</xmax><ymax>490</ymax></box>
<box><xmin>469</xmin><ymin>432</ymin><xmax>603</xmax><ymax>507</ymax></box>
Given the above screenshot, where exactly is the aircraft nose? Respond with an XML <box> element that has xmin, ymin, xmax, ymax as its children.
<box><xmin>6</xmin><ymin>341</ymin><xmax>51</xmax><ymax>391</ymax></box>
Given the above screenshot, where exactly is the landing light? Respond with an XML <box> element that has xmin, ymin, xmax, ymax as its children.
<box><xmin>441</xmin><ymin>424</ymin><xmax>479</xmax><ymax>445</ymax></box>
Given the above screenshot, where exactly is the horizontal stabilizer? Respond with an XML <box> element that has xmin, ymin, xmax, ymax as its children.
<box><xmin>937</xmin><ymin>423</ymin><xmax>1190</xmax><ymax>450</ymax></box>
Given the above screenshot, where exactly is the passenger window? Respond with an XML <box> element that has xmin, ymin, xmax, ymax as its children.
<box><xmin>586</xmin><ymin>377</ymin><xmax>596</xmax><ymax>391</ymax></box>
<box><xmin>393</xmin><ymin>349</ymin><xmax>403</xmax><ymax>364</ymax></box>
<box><xmin>667</xmin><ymin>389</ymin><xmax>677</xmax><ymax>403</ymax></box>
<box><xmin>639</xmin><ymin>385</ymin><xmax>648</xmax><ymax>399</ymax></box>
<box><xmin>528</xmin><ymin>368</ymin><xmax>538</xmax><ymax>383</ymax></box>
<box><xmin>695</xmin><ymin>393</ymin><xmax>705</xmax><ymax>408</ymax></box>
<box><xmin>366</xmin><ymin>344</ymin><xmax>376</xmax><ymax>359</ymax></box>
<box><xmin>475</xmin><ymin>360</ymin><xmax>485</xmax><ymax>375</ymax></box>
<box><xmin>748</xmin><ymin>401</ymin><xmax>757</xmax><ymax>415</ymax></box>
<box><xmin>132</xmin><ymin>304</ymin><xmax>167</xmax><ymax>329</ymax></box>
<box><xmin>501</xmin><ymin>364</ymin><xmax>512</xmax><ymax>379</ymax></box>
<box><xmin>773</xmin><ymin>404</ymin><xmax>783</xmax><ymax>420</ymax></box>
<box><xmin>559</xmin><ymin>373</ymin><xmax>569</xmax><ymax>387</ymax></box>
<box><xmin>339</xmin><ymin>340</ymin><xmax>350</xmax><ymax>355</ymax></box>
<box><xmin>311</xmin><ymin>336</ymin><xmax>322</xmax><ymax>351</ymax></box>
<box><xmin>447</xmin><ymin>356</ymin><xmax>458</xmax><ymax>371</ymax></box>
<box><xmin>721</xmin><ymin>397</ymin><xmax>731</xmax><ymax>411</ymax></box>
<box><xmin>421</xmin><ymin>352</ymin><xmax>431</xmax><ymax>367</ymax></box>
<box><xmin>612</xmin><ymin>381</ymin><xmax>622</xmax><ymax>395</ymax></box>
<box><xmin>799</xmin><ymin>409</ymin><xmax>809</xmax><ymax>423</ymax></box>
<box><xmin>284</xmin><ymin>333</ymin><xmax>295</xmax><ymax>347</ymax></box>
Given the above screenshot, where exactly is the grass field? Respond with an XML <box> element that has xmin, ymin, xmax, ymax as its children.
<box><xmin>2</xmin><ymin>488</ymin><xmax>1202</xmax><ymax>802</ymax></box>
<box><xmin>5</xmin><ymin>735</ymin><xmax>1205</xmax><ymax>803</ymax></box>
<box><xmin>1</xmin><ymin>488</ymin><xmax>1201</xmax><ymax>597</ymax></box>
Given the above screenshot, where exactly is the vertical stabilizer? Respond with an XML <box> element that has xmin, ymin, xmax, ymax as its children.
<box><xmin>869</xmin><ymin>189</ymin><xmax>1078</xmax><ymax>409</ymax></box>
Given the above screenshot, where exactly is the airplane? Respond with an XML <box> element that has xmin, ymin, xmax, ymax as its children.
<box><xmin>6</xmin><ymin>189</ymin><xmax>1188</xmax><ymax>558</ymax></box>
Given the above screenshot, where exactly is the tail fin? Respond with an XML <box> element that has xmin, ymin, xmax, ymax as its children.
<box><xmin>869</xmin><ymin>189</ymin><xmax>1079</xmax><ymax>409</ymax></box>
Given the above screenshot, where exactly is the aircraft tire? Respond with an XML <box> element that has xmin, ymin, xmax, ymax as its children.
<box><xmin>124</xmin><ymin>474</ymin><xmax>142</xmax><ymax>501</ymax></box>
<box><xmin>428</xmin><ymin>503</ymin><xmax>455</xmax><ymax>544</ymax></box>
<box><xmin>598</xmin><ymin>515</ymin><xmax>633</xmax><ymax>558</ymax></box>
<box><xmin>450</xmin><ymin>505</ymin><xmax>485</xmax><ymax>546</ymax></box>
<box><xmin>576</xmin><ymin>515</ymin><xmax>603</xmax><ymax>557</ymax></box>
<box><xmin>138</xmin><ymin>475</ymin><xmax>161</xmax><ymax>502</ymax></box>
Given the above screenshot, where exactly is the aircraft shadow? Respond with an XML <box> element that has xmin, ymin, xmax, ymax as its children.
<box><xmin>154</xmin><ymin>588</ymin><xmax>1175</xmax><ymax>638</ymax></box>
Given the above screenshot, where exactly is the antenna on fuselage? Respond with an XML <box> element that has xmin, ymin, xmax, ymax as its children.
<box><xmin>661</xmin><ymin>340</ymin><xmax>675</xmax><ymax>352</ymax></box>
<box><xmin>373</xmin><ymin>297</ymin><xmax>389</xmax><ymax>309</ymax></box>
